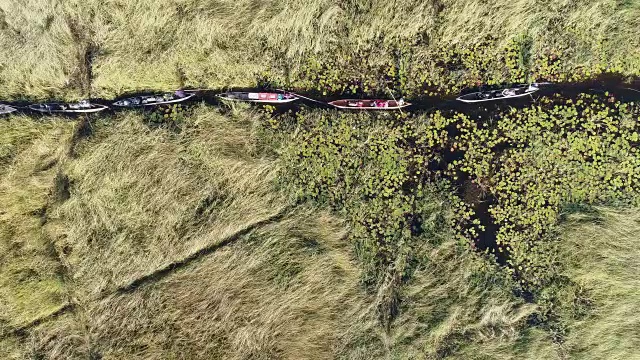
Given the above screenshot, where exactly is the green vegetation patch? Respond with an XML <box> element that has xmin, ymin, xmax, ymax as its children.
<box><xmin>450</xmin><ymin>94</ymin><xmax>640</xmax><ymax>288</ymax></box>
<box><xmin>87</xmin><ymin>0</ymin><xmax>345</xmax><ymax>96</ymax></box>
<box><xmin>275</xmin><ymin>94</ymin><xmax>640</xmax><ymax>355</ymax></box>
<box><xmin>278</xmin><ymin>94</ymin><xmax>640</xmax><ymax>289</ymax></box>
<box><xmin>279</xmin><ymin>111</ymin><xmax>454</xmax><ymax>287</ymax></box>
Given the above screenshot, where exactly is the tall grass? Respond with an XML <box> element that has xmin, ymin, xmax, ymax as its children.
<box><xmin>1</xmin><ymin>0</ymin><xmax>639</xmax><ymax>99</ymax></box>
<box><xmin>558</xmin><ymin>207</ymin><xmax>640</xmax><ymax>359</ymax></box>
<box><xmin>0</xmin><ymin>117</ymin><xmax>74</xmax><ymax>331</ymax></box>
<box><xmin>85</xmin><ymin>209</ymin><xmax>368</xmax><ymax>359</ymax></box>
<box><xmin>45</xmin><ymin>106</ymin><xmax>289</xmax><ymax>298</ymax></box>
<box><xmin>0</xmin><ymin>108</ymin><xmax>374</xmax><ymax>359</ymax></box>
<box><xmin>0</xmin><ymin>0</ymin><xmax>85</xmax><ymax>99</ymax></box>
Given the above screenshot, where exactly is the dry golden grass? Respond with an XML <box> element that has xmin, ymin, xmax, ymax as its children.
<box><xmin>1</xmin><ymin>0</ymin><xmax>639</xmax><ymax>99</ymax></box>
<box><xmin>0</xmin><ymin>0</ymin><xmax>88</xmax><ymax>99</ymax></box>
<box><xmin>85</xmin><ymin>210</ymin><xmax>367</xmax><ymax>360</ymax></box>
<box><xmin>558</xmin><ymin>207</ymin><xmax>640</xmax><ymax>359</ymax></box>
<box><xmin>4</xmin><ymin>207</ymin><xmax>374</xmax><ymax>359</ymax></box>
<box><xmin>44</xmin><ymin>106</ymin><xmax>289</xmax><ymax>299</ymax></box>
<box><xmin>0</xmin><ymin>108</ymin><xmax>377</xmax><ymax>358</ymax></box>
<box><xmin>0</xmin><ymin>116</ymin><xmax>74</xmax><ymax>332</ymax></box>
<box><xmin>435</xmin><ymin>0</ymin><xmax>640</xmax><ymax>65</ymax></box>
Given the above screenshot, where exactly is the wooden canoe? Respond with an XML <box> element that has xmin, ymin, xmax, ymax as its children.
<box><xmin>28</xmin><ymin>101</ymin><xmax>108</xmax><ymax>113</ymax></box>
<box><xmin>113</xmin><ymin>91</ymin><xmax>195</xmax><ymax>107</ymax></box>
<box><xmin>456</xmin><ymin>84</ymin><xmax>539</xmax><ymax>103</ymax></box>
<box><xmin>216</xmin><ymin>92</ymin><xmax>299</xmax><ymax>103</ymax></box>
<box><xmin>328</xmin><ymin>99</ymin><xmax>410</xmax><ymax>110</ymax></box>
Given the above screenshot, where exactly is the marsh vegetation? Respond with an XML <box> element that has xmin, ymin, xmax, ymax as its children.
<box><xmin>1</xmin><ymin>1</ymin><xmax>639</xmax><ymax>359</ymax></box>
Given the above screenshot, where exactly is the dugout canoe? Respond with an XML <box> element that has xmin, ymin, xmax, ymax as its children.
<box><xmin>216</xmin><ymin>92</ymin><xmax>299</xmax><ymax>103</ymax></box>
<box><xmin>328</xmin><ymin>99</ymin><xmax>410</xmax><ymax>110</ymax></box>
<box><xmin>113</xmin><ymin>90</ymin><xmax>195</xmax><ymax>108</ymax></box>
<box><xmin>28</xmin><ymin>101</ymin><xmax>108</xmax><ymax>113</ymax></box>
<box><xmin>456</xmin><ymin>84</ymin><xmax>540</xmax><ymax>103</ymax></box>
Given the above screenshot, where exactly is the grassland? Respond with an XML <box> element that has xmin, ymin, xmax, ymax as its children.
<box><xmin>45</xmin><ymin>107</ymin><xmax>288</xmax><ymax>298</ymax></box>
<box><xmin>0</xmin><ymin>0</ymin><xmax>639</xmax><ymax>99</ymax></box>
<box><xmin>0</xmin><ymin>117</ymin><xmax>75</xmax><ymax>333</ymax></box>
<box><xmin>2</xmin><ymin>107</ymin><xmax>362</xmax><ymax>358</ymax></box>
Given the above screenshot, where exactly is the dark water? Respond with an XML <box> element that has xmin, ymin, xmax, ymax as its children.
<box><xmin>5</xmin><ymin>74</ymin><xmax>640</xmax><ymax>117</ymax></box>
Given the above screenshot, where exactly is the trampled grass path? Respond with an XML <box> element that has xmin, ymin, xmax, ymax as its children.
<box><xmin>1</xmin><ymin>303</ymin><xmax>75</xmax><ymax>339</ymax></box>
<box><xmin>105</xmin><ymin>204</ymin><xmax>297</xmax><ymax>297</ymax></box>
<box><xmin>0</xmin><ymin>204</ymin><xmax>297</xmax><ymax>338</ymax></box>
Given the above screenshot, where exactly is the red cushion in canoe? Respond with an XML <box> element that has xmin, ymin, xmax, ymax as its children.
<box><xmin>258</xmin><ymin>93</ymin><xmax>278</xmax><ymax>100</ymax></box>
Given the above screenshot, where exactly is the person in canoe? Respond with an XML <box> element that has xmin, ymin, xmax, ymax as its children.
<box><xmin>68</xmin><ymin>100</ymin><xmax>92</xmax><ymax>110</ymax></box>
<box><xmin>144</xmin><ymin>95</ymin><xmax>166</xmax><ymax>104</ymax></box>
<box><xmin>277</xmin><ymin>93</ymin><xmax>294</xmax><ymax>101</ymax></box>
<box><xmin>502</xmin><ymin>88</ymin><xmax>517</xmax><ymax>96</ymax></box>
<box><xmin>275</xmin><ymin>93</ymin><xmax>296</xmax><ymax>101</ymax></box>
<box><xmin>479</xmin><ymin>91</ymin><xmax>494</xmax><ymax>99</ymax></box>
